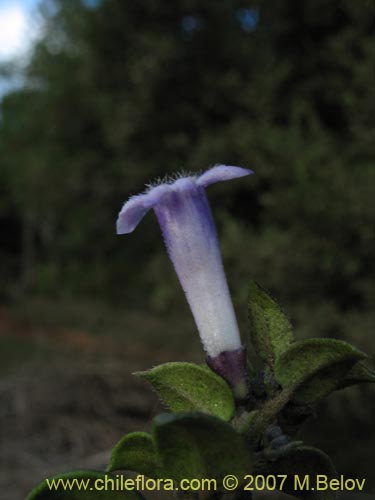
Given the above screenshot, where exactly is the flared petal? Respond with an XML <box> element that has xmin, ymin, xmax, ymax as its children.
<box><xmin>116</xmin><ymin>194</ymin><xmax>153</xmax><ymax>234</ymax></box>
<box><xmin>197</xmin><ymin>165</ymin><xmax>253</xmax><ymax>187</ymax></box>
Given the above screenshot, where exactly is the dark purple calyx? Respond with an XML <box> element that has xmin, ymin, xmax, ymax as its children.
<box><xmin>206</xmin><ymin>346</ymin><xmax>248</xmax><ymax>401</ymax></box>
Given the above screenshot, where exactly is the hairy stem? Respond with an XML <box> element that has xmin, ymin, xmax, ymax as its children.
<box><xmin>239</xmin><ymin>388</ymin><xmax>293</xmax><ymax>449</ymax></box>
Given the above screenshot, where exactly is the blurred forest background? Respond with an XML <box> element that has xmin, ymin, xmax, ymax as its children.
<box><xmin>0</xmin><ymin>0</ymin><xmax>374</xmax><ymax>498</ymax></box>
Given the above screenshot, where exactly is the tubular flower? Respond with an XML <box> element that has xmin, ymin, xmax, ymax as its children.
<box><xmin>117</xmin><ymin>165</ymin><xmax>253</xmax><ymax>396</ymax></box>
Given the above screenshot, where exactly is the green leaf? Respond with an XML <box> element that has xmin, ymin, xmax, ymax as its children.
<box><xmin>153</xmin><ymin>412</ymin><xmax>253</xmax><ymax>482</ymax></box>
<box><xmin>27</xmin><ymin>471</ymin><xmax>145</xmax><ymax>499</ymax></box>
<box><xmin>107</xmin><ymin>432</ymin><xmax>160</xmax><ymax>476</ymax></box>
<box><xmin>274</xmin><ymin>338</ymin><xmax>367</xmax><ymax>403</ymax></box>
<box><xmin>338</xmin><ymin>361</ymin><xmax>375</xmax><ymax>389</ymax></box>
<box><xmin>257</xmin><ymin>446</ymin><xmax>337</xmax><ymax>500</ymax></box>
<box><xmin>248</xmin><ymin>281</ymin><xmax>293</xmax><ymax>367</ymax></box>
<box><xmin>136</xmin><ymin>362</ymin><xmax>235</xmax><ymax>421</ymax></box>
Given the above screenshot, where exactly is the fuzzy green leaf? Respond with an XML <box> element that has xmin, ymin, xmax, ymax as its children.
<box><xmin>153</xmin><ymin>412</ymin><xmax>253</xmax><ymax>482</ymax></box>
<box><xmin>248</xmin><ymin>281</ymin><xmax>293</xmax><ymax>367</ymax></box>
<box><xmin>275</xmin><ymin>339</ymin><xmax>366</xmax><ymax>403</ymax></box>
<box><xmin>257</xmin><ymin>445</ymin><xmax>337</xmax><ymax>500</ymax></box>
<box><xmin>107</xmin><ymin>431</ymin><xmax>160</xmax><ymax>476</ymax></box>
<box><xmin>136</xmin><ymin>362</ymin><xmax>235</xmax><ymax>421</ymax></box>
<box><xmin>27</xmin><ymin>471</ymin><xmax>145</xmax><ymax>499</ymax></box>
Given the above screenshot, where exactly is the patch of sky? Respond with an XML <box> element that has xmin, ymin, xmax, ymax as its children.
<box><xmin>181</xmin><ymin>15</ymin><xmax>201</xmax><ymax>34</ymax></box>
<box><xmin>81</xmin><ymin>0</ymin><xmax>101</xmax><ymax>9</ymax></box>
<box><xmin>235</xmin><ymin>7</ymin><xmax>259</xmax><ymax>32</ymax></box>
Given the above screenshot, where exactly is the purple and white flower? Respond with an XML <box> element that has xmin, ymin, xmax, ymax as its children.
<box><xmin>117</xmin><ymin>165</ymin><xmax>253</xmax><ymax>396</ymax></box>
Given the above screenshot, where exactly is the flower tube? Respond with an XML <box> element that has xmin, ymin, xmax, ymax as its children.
<box><xmin>117</xmin><ymin>165</ymin><xmax>253</xmax><ymax>397</ymax></box>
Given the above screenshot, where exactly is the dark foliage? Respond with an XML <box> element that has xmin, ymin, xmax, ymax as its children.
<box><xmin>0</xmin><ymin>0</ymin><xmax>373</xmax><ymax>351</ymax></box>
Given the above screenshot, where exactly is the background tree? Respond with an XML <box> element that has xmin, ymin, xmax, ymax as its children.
<box><xmin>0</xmin><ymin>0</ymin><xmax>373</xmax><ymax>339</ymax></box>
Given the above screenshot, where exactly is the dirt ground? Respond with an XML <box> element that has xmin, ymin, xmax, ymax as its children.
<box><xmin>0</xmin><ymin>304</ymin><xmax>191</xmax><ymax>499</ymax></box>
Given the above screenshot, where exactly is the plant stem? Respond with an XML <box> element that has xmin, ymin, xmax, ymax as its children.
<box><xmin>239</xmin><ymin>388</ymin><xmax>293</xmax><ymax>449</ymax></box>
